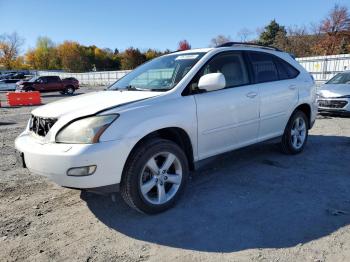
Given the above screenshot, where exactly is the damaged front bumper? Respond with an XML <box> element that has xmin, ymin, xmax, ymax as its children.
<box><xmin>14</xmin><ymin>132</ymin><xmax>134</xmax><ymax>191</ymax></box>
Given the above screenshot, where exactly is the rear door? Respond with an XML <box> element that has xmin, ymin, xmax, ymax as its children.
<box><xmin>247</xmin><ymin>51</ymin><xmax>299</xmax><ymax>141</ymax></box>
<box><xmin>190</xmin><ymin>51</ymin><xmax>260</xmax><ymax>159</ymax></box>
<box><xmin>46</xmin><ymin>76</ymin><xmax>61</xmax><ymax>91</ymax></box>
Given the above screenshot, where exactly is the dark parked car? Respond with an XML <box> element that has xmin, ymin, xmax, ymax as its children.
<box><xmin>0</xmin><ymin>73</ymin><xmax>15</xmax><ymax>80</ymax></box>
<box><xmin>10</xmin><ymin>72</ymin><xmax>26</xmax><ymax>79</ymax></box>
<box><xmin>16</xmin><ymin>76</ymin><xmax>79</xmax><ymax>95</ymax></box>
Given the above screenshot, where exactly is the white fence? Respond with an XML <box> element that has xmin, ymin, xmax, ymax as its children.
<box><xmin>296</xmin><ymin>54</ymin><xmax>350</xmax><ymax>84</ymax></box>
<box><xmin>35</xmin><ymin>70</ymin><xmax>131</xmax><ymax>86</ymax></box>
<box><xmin>33</xmin><ymin>53</ymin><xmax>350</xmax><ymax>86</ymax></box>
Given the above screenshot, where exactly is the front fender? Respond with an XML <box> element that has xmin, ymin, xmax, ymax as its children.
<box><xmin>99</xmin><ymin>96</ymin><xmax>198</xmax><ymax>160</ymax></box>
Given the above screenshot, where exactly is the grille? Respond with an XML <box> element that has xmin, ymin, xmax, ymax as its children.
<box><xmin>29</xmin><ymin>115</ymin><xmax>57</xmax><ymax>137</ymax></box>
<box><xmin>318</xmin><ymin>100</ymin><xmax>348</xmax><ymax>109</ymax></box>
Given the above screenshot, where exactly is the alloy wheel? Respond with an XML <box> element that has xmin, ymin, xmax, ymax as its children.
<box><xmin>290</xmin><ymin>116</ymin><xmax>306</xmax><ymax>150</ymax></box>
<box><xmin>139</xmin><ymin>152</ymin><xmax>183</xmax><ymax>205</ymax></box>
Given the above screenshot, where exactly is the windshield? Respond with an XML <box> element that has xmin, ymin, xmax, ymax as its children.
<box><xmin>28</xmin><ymin>76</ymin><xmax>39</xmax><ymax>82</ymax></box>
<box><xmin>326</xmin><ymin>72</ymin><xmax>350</xmax><ymax>84</ymax></box>
<box><xmin>109</xmin><ymin>52</ymin><xmax>205</xmax><ymax>91</ymax></box>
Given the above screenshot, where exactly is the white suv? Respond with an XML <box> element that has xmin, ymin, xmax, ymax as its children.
<box><xmin>15</xmin><ymin>43</ymin><xmax>317</xmax><ymax>214</ymax></box>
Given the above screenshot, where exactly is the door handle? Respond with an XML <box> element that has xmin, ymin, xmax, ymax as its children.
<box><xmin>246</xmin><ymin>92</ymin><xmax>257</xmax><ymax>98</ymax></box>
<box><xmin>289</xmin><ymin>84</ymin><xmax>297</xmax><ymax>90</ymax></box>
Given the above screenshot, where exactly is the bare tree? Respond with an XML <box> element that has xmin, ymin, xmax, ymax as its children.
<box><xmin>237</xmin><ymin>28</ymin><xmax>253</xmax><ymax>42</ymax></box>
<box><xmin>210</xmin><ymin>35</ymin><xmax>232</xmax><ymax>47</ymax></box>
<box><xmin>282</xmin><ymin>25</ymin><xmax>316</xmax><ymax>57</ymax></box>
<box><xmin>0</xmin><ymin>32</ymin><xmax>24</xmax><ymax>69</ymax></box>
<box><xmin>321</xmin><ymin>4</ymin><xmax>350</xmax><ymax>33</ymax></box>
<box><xmin>317</xmin><ymin>4</ymin><xmax>350</xmax><ymax>54</ymax></box>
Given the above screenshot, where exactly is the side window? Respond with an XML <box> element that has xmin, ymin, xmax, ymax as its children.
<box><xmin>189</xmin><ymin>52</ymin><xmax>249</xmax><ymax>92</ymax></box>
<box><xmin>249</xmin><ymin>52</ymin><xmax>278</xmax><ymax>83</ymax></box>
<box><xmin>52</xmin><ymin>76</ymin><xmax>60</xmax><ymax>82</ymax></box>
<box><xmin>47</xmin><ymin>76</ymin><xmax>59</xmax><ymax>83</ymax></box>
<box><xmin>38</xmin><ymin>77</ymin><xmax>47</xmax><ymax>83</ymax></box>
<box><xmin>274</xmin><ymin>58</ymin><xmax>299</xmax><ymax>80</ymax></box>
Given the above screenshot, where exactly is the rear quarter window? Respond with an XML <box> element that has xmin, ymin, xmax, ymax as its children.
<box><xmin>274</xmin><ymin>58</ymin><xmax>300</xmax><ymax>80</ymax></box>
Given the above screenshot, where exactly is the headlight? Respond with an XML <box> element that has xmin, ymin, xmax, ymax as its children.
<box><xmin>56</xmin><ymin>114</ymin><xmax>119</xmax><ymax>144</ymax></box>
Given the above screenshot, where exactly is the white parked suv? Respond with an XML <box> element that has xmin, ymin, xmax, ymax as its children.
<box><xmin>15</xmin><ymin>43</ymin><xmax>317</xmax><ymax>214</ymax></box>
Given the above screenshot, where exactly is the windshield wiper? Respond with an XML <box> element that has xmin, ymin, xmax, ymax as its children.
<box><xmin>148</xmin><ymin>88</ymin><xmax>170</xmax><ymax>92</ymax></box>
<box><xmin>124</xmin><ymin>85</ymin><xmax>150</xmax><ymax>91</ymax></box>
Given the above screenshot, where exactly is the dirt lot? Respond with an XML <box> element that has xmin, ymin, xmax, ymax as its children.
<box><xmin>1</xmin><ymin>88</ymin><xmax>350</xmax><ymax>262</ymax></box>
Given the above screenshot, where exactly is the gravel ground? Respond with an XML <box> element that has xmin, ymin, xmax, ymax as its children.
<box><xmin>1</xmin><ymin>88</ymin><xmax>350</xmax><ymax>262</ymax></box>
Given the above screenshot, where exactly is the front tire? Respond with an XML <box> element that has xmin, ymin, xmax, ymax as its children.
<box><xmin>121</xmin><ymin>138</ymin><xmax>189</xmax><ymax>214</ymax></box>
<box><xmin>280</xmin><ymin>110</ymin><xmax>309</xmax><ymax>154</ymax></box>
<box><xmin>64</xmin><ymin>86</ymin><xmax>75</xmax><ymax>95</ymax></box>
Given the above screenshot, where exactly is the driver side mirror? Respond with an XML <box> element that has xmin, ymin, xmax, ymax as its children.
<box><xmin>198</xmin><ymin>73</ymin><xmax>226</xmax><ymax>92</ymax></box>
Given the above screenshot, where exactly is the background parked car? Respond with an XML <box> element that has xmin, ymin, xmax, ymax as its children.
<box><xmin>0</xmin><ymin>71</ymin><xmax>31</xmax><ymax>81</ymax></box>
<box><xmin>0</xmin><ymin>73</ymin><xmax>15</xmax><ymax>80</ymax></box>
<box><xmin>0</xmin><ymin>79</ymin><xmax>20</xmax><ymax>91</ymax></box>
<box><xmin>317</xmin><ymin>71</ymin><xmax>350</xmax><ymax>115</ymax></box>
<box><xmin>16</xmin><ymin>76</ymin><xmax>79</xmax><ymax>95</ymax></box>
<box><xmin>9</xmin><ymin>72</ymin><xmax>27</xmax><ymax>80</ymax></box>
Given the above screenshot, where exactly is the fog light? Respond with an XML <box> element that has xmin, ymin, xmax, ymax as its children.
<box><xmin>67</xmin><ymin>165</ymin><xmax>97</xmax><ymax>176</ymax></box>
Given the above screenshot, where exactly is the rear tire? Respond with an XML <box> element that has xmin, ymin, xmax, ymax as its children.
<box><xmin>121</xmin><ymin>138</ymin><xmax>189</xmax><ymax>214</ymax></box>
<box><xmin>280</xmin><ymin>110</ymin><xmax>309</xmax><ymax>154</ymax></box>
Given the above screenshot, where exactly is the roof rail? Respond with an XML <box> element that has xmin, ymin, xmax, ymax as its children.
<box><xmin>216</xmin><ymin>42</ymin><xmax>283</xmax><ymax>52</ymax></box>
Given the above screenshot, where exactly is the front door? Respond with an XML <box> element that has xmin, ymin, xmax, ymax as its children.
<box><xmin>191</xmin><ymin>52</ymin><xmax>260</xmax><ymax>160</ymax></box>
<box><xmin>33</xmin><ymin>77</ymin><xmax>47</xmax><ymax>91</ymax></box>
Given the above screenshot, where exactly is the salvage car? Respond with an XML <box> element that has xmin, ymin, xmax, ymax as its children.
<box><xmin>317</xmin><ymin>71</ymin><xmax>350</xmax><ymax>115</ymax></box>
<box><xmin>16</xmin><ymin>76</ymin><xmax>79</xmax><ymax>95</ymax></box>
<box><xmin>15</xmin><ymin>43</ymin><xmax>317</xmax><ymax>214</ymax></box>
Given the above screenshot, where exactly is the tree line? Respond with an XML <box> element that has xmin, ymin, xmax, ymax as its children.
<box><xmin>0</xmin><ymin>4</ymin><xmax>349</xmax><ymax>72</ymax></box>
<box><xmin>0</xmin><ymin>35</ymin><xmax>171</xmax><ymax>72</ymax></box>
<box><xmin>210</xmin><ymin>4</ymin><xmax>350</xmax><ymax>57</ymax></box>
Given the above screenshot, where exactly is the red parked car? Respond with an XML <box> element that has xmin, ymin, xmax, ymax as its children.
<box><xmin>16</xmin><ymin>76</ymin><xmax>79</xmax><ymax>95</ymax></box>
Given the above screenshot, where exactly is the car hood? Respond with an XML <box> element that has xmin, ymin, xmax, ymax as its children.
<box><xmin>318</xmin><ymin>84</ymin><xmax>350</xmax><ymax>98</ymax></box>
<box><xmin>31</xmin><ymin>90</ymin><xmax>162</xmax><ymax>118</ymax></box>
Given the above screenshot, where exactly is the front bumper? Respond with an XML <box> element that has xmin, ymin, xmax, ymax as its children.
<box><xmin>317</xmin><ymin>98</ymin><xmax>350</xmax><ymax>114</ymax></box>
<box><xmin>15</xmin><ymin>132</ymin><xmax>134</xmax><ymax>190</ymax></box>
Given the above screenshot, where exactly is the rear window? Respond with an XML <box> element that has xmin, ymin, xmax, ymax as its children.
<box><xmin>249</xmin><ymin>52</ymin><xmax>278</xmax><ymax>83</ymax></box>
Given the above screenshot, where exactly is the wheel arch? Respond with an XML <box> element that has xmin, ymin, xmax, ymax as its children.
<box><xmin>64</xmin><ymin>84</ymin><xmax>75</xmax><ymax>89</ymax></box>
<box><xmin>293</xmin><ymin>103</ymin><xmax>311</xmax><ymax>129</ymax></box>
<box><xmin>123</xmin><ymin>127</ymin><xmax>195</xmax><ymax>175</ymax></box>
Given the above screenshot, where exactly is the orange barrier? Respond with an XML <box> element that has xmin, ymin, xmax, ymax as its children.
<box><xmin>6</xmin><ymin>91</ymin><xmax>41</xmax><ymax>106</ymax></box>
